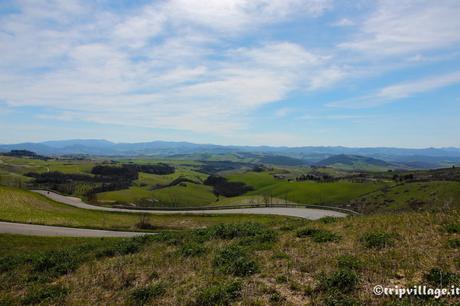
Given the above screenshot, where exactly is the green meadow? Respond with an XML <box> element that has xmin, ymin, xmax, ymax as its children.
<box><xmin>0</xmin><ymin>186</ymin><xmax>290</xmax><ymax>231</ymax></box>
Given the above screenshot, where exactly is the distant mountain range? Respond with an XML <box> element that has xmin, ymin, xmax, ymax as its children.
<box><xmin>1</xmin><ymin>139</ymin><xmax>460</xmax><ymax>169</ymax></box>
<box><xmin>315</xmin><ymin>154</ymin><xmax>390</xmax><ymax>167</ymax></box>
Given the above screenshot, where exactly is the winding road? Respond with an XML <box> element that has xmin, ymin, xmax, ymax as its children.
<box><xmin>0</xmin><ymin>221</ymin><xmax>149</xmax><ymax>237</ymax></box>
<box><xmin>32</xmin><ymin>190</ymin><xmax>348</xmax><ymax>219</ymax></box>
<box><xmin>0</xmin><ymin>190</ymin><xmax>347</xmax><ymax>237</ymax></box>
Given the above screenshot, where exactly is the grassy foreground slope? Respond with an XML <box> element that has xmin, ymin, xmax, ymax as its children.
<box><xmin>0</xmin><ymin>234</ymin><xmax>120</xmax><ymax>257</ymax></box>
<box><xmin>0</xmin><ymin>186</ymin><xmax>290</xmax><ymax>230</ymax></box>
<box><xmin>1</xmin><ymin>212</ymin><xmax>460</xmax><ymax>305</ymax></box>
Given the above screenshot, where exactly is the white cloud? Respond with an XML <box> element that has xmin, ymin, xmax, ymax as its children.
<box><xmin>1</xmin><ymin>0</ymin><xmax>401</xmax><ymax>144</ymax></box>
<box><xmin>164</xmin><ymin>0</ymin><xmax>332</xmax><ymax>32</ymax></box>
<box><xmin>332</xmin><ymin>18</ymin><xmax>354</xmax><ymax>27</ymax></box>
<box><xmin>112</xmin><ymin>8</ymin><xmax>165</xmax><ymax>48</ymax></box>
<box><xmin>308</xmin><ymin>67</ymin><xmax>345</xmax><ymax>90</ymax></box>
<box><xmin>328</xmin><ymin>71</ymin><xmax>460</xmax><ymax>108</ymax></box>
<box><xmin>340</xmin><ymin>0</ymin><xmax>460</xmax><ymax>56</ymax></box>
<box><xmin>376</xmin><ymin>71</ymin><xmax>460</xmax><ymax>99</ymax></box>
<box><xmin>275</xmin><ymin>107</ymin><xmax>294</xmax><ymax>118</ymax></box>
<box><xmin>233</xmin><ymin>42</ymin><xmax>322</xmax><ymax>68</ymax></box>
<box><xmin>301</xmin><ymin>114</ymin><xmax>366</xmax><ymax>120</ymax></box>
<box><xmin>0</xmin><ymin>0</ymin><xmax>342</xmax><ymax>136</ymax></box>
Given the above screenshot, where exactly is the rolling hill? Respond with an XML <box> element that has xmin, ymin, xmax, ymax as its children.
<box><xmin>1</xmin><ymin>139</ymin><xmax>460</xmax><ymax>169</ymax></box>
<box><xmin>315</xmin><ymin>154</ymin><xmax>391</xmax><ymax>170</ymax></box>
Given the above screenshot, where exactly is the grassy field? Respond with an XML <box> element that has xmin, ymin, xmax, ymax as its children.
<box><xmin>93</xmin><ymin>164</ymin><xmax>218</xmax><ymax>206</ymax></box>
<box><xmin>1</xmin><ymin>156</ymin><xmax>394</xmax><ymax>208</ymax></box>
<box><xmin>1</xmin><ymin>211</ymin><xmax>459</xmax><ymax>305</ymax></box>
<box><xmin>0</xmin><ymin>156</ymin><xmax>94</xmax><ymax>175</ymax></box>
<box><xmin>227</xmin><ymin>171</ymin><xmax>388</xmax><ymax>205</ymax></box>
<box><xmin>251</xmin><ymin>180</ymin><xmax>387</xmax><ymax>205</ymax></box>
<box><xmin>347</xmin><ymin>181</ymin><xmax>460</xmax><ymax>214</ymax></box>
<box><xmin>227</xmin><ymin>171</ymin><xmax>280</xmax><ymax>189</ymax></box>
<box><xmin>98</xmin><ymin>183</ymin><xmax>218</xmax><ymax>206</ymax></box>
<box><xmin>0</xmin><ymin>186</ymin><xmax>292</xmax><ymax>231</ymax></box>
<box><xmin>0</xmin><ymin>234</ymin><xmax>121</xmax><ymax>257</ymax></box>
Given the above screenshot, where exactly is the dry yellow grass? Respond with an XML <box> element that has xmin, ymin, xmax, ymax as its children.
<box><xmin>2</xmin><ymin>211</ymin><xmax>458</xmax><ymax>305</ymax></box>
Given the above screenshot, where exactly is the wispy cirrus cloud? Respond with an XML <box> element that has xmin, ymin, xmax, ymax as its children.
<box><xmin>0</xmin><ymin>0</ymin><xmax>342</xmax><ymax>134</ymax></box>
<box><xmin>1</xmin><ymin>0</ymin><xmax>460</xmax><ymax>146</ymax></box>
<box><xmin>340</xmin><ymin>0</ymin><xmax>460</xmax><ymax>56</ymax></box>
<box><xmin>332</xmin><ymin>18</ymin><xmax>355</xmax><ymax>27</ymax></box>
<box><xmin>328</xmin><ymin>71</ymin><xmax>460</xmax><ymax>108</ymax></box>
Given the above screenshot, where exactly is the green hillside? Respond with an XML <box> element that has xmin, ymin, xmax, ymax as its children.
<box><xmin>0</xmin><ymin>186</ymin><xmax>286</xmax><ymax>230</ymax></box>
<box><xmin>347</xmin><ymin>181</ymin><xmax>460</xmax><ymax>214</ymax></box>
<box><xmin>315</xmin><ymin>154</ymin><xmax>392</xmax><ymax>171</ymax></box>
<box><xmin>97</xmin><ymin>183</ymin><xmax>218</xmax><ymax>207</ymax></box>
<box><xmin>227</xmin><ymin>171</ymin><xmax>388</xmax><ymax>205</ymax></box>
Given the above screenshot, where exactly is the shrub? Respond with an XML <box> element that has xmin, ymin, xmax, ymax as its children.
<box><xmin>319</xmin><ymin>269</ymin><xmax>359</xmax><ymax>293</ymax></box>
<box><xmin>96</xmin><ymin>237</ymin><xmax>148</xmax><ymax>258</ymax></box>
<box><xmin>237</xmin><ymin>234</ymin><xmax>277</xmax><ymax>250</ymax></box>
<box><xmin>213</xmin><ymin>245</ymin><xmax>258</xmax><ymax>277</ymax></box>
<box><xmin>324</xmin><ymin>292</ymin><xmax>360</xmax><ymax>306</ymax></box>
<box><xmin>113</xmin><ymin>240</ymin><xmax>141</xmax><ymax>255</ymax></box>
<box><xmin>296</xmin><ymin>227</ymin><xmax>320</xmax><ymax>238</ymax></box>
<box><xmin>443</xmin><ymin>223</ymin><xmax>460</xmax><ymax>233</ymax></box>
<box><xmin>382</xmin><ymin>298</ymin><xmax>432</xmax><ymax>305</ymax></box>
<box><xmin>210</xmin><ymin>223</ymin><xmax>276</xmax><ymax>247</ymax></box>
<box><xmin>448</xmin><ymin>239</ymin><xmax>460</xmax><ymax>248</ymax></box>
<box><xmin>135</xmin><ymin>215</ymin><xmax>156</xmax><ymax>230</ymax></box>
<box><xmin>296</xmin><ymin>227</ymin><xmax>340</xmax><ymax>243</ymax></box>
<box><xmin>360</xmin><ymin>231</ymin><xmax>395</xmax><ymax>249</ymax></box>
<box><xmin>312</xmin><ymin>230</ymin><xmax>341</xmax><ymax>243</ymax></box>
<box><xmin>278</xmin><ymin>224</ymin><xmax>295</xmax><ymax>231</ymax></box>
<box><xmin>211</xmin><ymin>223</ymin><xmax>266</xmax><ymax>239</ymax></box>
<box><xmin>130</xmin><ymin>282</ymin><xmax>166</xmax><ymax>305</ymax></box>
<box><xmin>31</xmin><ymin>249</ymin><xmax>81</xmax><ymax>277</ymax></box>
<box><xmin>275</xmin><ymin>275</ymin><xmax>288</xmax><ymax>283</ymax></box>
<box><xmin>337</xmin><ymin>255</ymin><xmax>363</xmax><ymax>271</ymax></box>
<box><xmin>190</xmin><ymin>280</ymin><xmax>241</xmax><ymax>306</ymax></box>
<box><xmin>0</xmin><ymin>296</ymin><xmax>16</xmax><ymax>306</ymax></box>
<box><xmin>319</xmin><ymin>216</ymin><xmax>338</xmax><ymax>224</ymax></box>
<box><xmin>271</xmin><ymin>251</ymin><xmax>290</xmax><ymax>260</ymax></box>
<box><xmin>153</xmin><ymin>231</ymin><xmax>185</xmax><ymax>245</ymax></box>
<box><xmin>0</xmin><ymin>255</ymin><xmax>24</xmax><ymax>272</ymax></box>
<box><xmin>424</xmin><ymin>268</ymin><xmax>459</xmax><ymax>286</ymax></box>
<box><xmin>180</xmin><ymin>243</ymin><xmax>206</xmax><ymax>257</ymax></box>
<box><xmin>289</xmin><ymin>281</ymin><xmax>301</xmax><ymax>291</ymax></box>
<box><xmin>22</xmin><ymin>284</ymin><xmax>69</xmax><ymax>305</ymax></box>
<box><xmin>269</xmin><ymin>291</ymin><xmax>285</xmax><ymax>304</ymax></box>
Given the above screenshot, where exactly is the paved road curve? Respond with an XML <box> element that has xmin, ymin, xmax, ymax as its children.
<box><xmin>0</xmin><ymin>191</ymin><xmax>347</xmax><ymax>237</ymax></box>
<box><xmin>33</xmin><ymin>190</ymin><xmax>348</xmax><ymax>219</ymax></box>
<box><xmin>0</xmin><ymin>221</ymin><xmax>151</xmax><ymax>237</ymax></box>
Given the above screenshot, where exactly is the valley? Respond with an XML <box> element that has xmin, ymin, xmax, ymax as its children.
<box><xmin>1</xmin><ymin>149</ymin><xmax>460</xmax><ymax>305</ymax></box>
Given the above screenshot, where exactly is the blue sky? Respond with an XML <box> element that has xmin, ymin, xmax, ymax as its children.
<box><xmin>1</xmin><ymin>0</ymin><xmax>460</xmax><ymax>147</ymax></box>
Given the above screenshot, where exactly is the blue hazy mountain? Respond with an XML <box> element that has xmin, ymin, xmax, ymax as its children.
<box><xmin>1</xmin><ymin>139</ymin><xmax>460</xmax><ymax>168</ymax></box>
